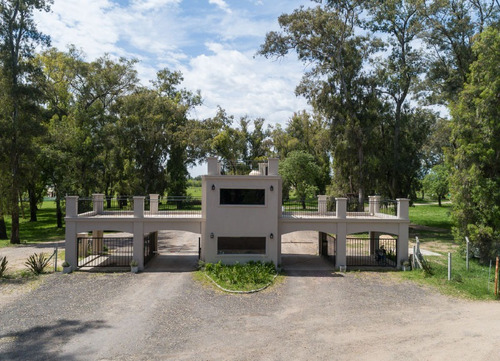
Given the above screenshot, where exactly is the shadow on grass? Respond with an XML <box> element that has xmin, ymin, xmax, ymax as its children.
<box><xmin>0</xmin><ymin>319</ymin><xmax>109</xmax><ymax>361</ymax></box>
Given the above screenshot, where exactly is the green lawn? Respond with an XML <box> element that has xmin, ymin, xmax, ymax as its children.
<box><xmin>1</xmin><ymin>200</ymin><xmax>64</xmax><ymax>248</ymax></box>
<box><xmin>409</xmin><ymin>203</ymin><xmax>453</xmax><ymax>230</ymax></box>
<box><xmin>400</xmin><ymin>252</ymin><xmax>497</xmax><ymax>300</ymax></box>
<box><xmin>187</xmin><ymin>186</ymin><xmax>202</xmax><ymax>197</ymax></box>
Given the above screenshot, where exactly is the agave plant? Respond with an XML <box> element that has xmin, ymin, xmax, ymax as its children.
<box><xmin>25</xmin><ymin>253</ymin><xmax>50</xmax><ymax>275</ymax></box>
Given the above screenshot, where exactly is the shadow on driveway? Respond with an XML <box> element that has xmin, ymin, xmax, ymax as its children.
<box><xmin>0</xmin><ymin>319</ymin><xmax>109</xmax><ymax>361</ymax></box>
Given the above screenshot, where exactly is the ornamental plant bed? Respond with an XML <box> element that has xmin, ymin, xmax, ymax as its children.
<box><xmin>200</xmin><ymin>260</ymin><xmax>277</xmax><ymax>292</ymax></box>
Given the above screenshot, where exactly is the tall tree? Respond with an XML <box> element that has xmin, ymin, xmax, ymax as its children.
<box><xmin>420</xmin><ymin>0</ymin><xmax>500</xmax><ymax>104</ymax></box>
<box><xmin>447</xmin><ymin>26</ymin><xmax>500</xmax><ymax>261</ymax></box>
<box><xmin>0</xmin><ymin>0</ymin><xmax>51</xmax><ymax>243</ymax></box>
<box><xmin>260</xmin><ymin>1</ymin><xmax>384</xmax><ymax>204</ymax></box>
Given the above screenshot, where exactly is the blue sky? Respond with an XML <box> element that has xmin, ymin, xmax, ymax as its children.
<box><xmin>34</xmin><ymin>0</ymin><xmax>314</xmax><ymax>175</ymax></box>
<box><xmin>35</xmin><ymin>0</ymin><xmax>312</xmax><ymax>124</ymax></box>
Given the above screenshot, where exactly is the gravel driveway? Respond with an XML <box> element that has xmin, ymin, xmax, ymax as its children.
<box><xmin>1</xmin><ymin>232</ymin><xmax>500</xmax><ymax>360</ymax></box>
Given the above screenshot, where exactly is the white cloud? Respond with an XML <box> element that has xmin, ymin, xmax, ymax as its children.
<box><xmin>181</xmin><ymin>42</ymin><xmax>310</xmax><ymax>126</ymax></box>
<box><xmin>208</xmin><ymin>0</ymin><xmax>232</xmax><ymax>13</ymax></box>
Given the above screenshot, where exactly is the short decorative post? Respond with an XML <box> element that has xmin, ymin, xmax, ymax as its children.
<box><xmin>318</xmin><ymin>195</ymin><xmax>327</xmax><ymax>215</ymax></box>
<box><xmin>133</xmin><ymin>196</ymin><xmax>145</xmax><ymax>218</ymax></box>
<box><xmin>149</xmin><ymin>194</ymin><xmax>159</xmax><ymax>215</ymax></box>
<box><xmin>336</xmin><ymin>198</ymin><xmax>347</xmax><ymax>219</ymax></box>
<box><xmin>93</xmin><ymin>193</ymin><xmax>104</xmax><ymax>214</ymax></box>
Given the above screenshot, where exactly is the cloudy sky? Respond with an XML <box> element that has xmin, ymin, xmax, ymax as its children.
<box><xmin>35</xmin><ymin>0</ymin><xmax>312</xmax><ymax>126</ymax></box>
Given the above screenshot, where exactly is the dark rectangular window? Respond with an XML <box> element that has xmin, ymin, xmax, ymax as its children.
<box><xmin>220</xmin><ymin>188</ymin><xmax>265</xmax><ymax>205</ymax></box>
<box><xmin>217</xmin><ymin>237</ymin><xmax>266</xmax><ymax>254</ymax></box>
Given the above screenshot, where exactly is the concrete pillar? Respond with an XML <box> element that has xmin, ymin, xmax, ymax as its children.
<box><xmin>268</xmin><ymin>158</ymin><xmax>279</xmax><ymax>176</ymax></box>
<box><xmin>318</xmin><ymin>195</ymin><xmax>327</xmax><ymax>215</ymax></box>
<box><xmin>65</xmin><ymin>221</ymin><xmax>78</xmax><ymax>271</ymax></box>
<box><xmin>397</xmin><ymin>198</ymin><xmax>409</xmax><ymax>220</ymax></box>
<box><xmin>336</xmin><ymin>198</ymin><xmax>347</xmax><ymax>219</ymax></box>
<box><xmin>207</xmin><ymin>157</ymin><xmax>219</xmax><ymax>175</ymax></box>
<box><xmin>93</xmin><ymin>193</ymin><xmax>104</xmax><ymax>214</ymax></box>
<box><xmin>66</xmin><ymin>196</ymin><xmax>78</xmax><ymax>217</ymax></box>
<box><xmin>336</xmin><ymin>222</ymin><xmax>347</xmax><ymax>269</ymax></box>
<box><xmin>149</xmin><ymin>194</ymin><xmax>159</xmax><ymax>214</ymax></box>
<box><xmin>258</xmin><ymin>162</ymin><xmax>267</xmax><ymax>175</ymax></box>
<box><xmin>133</xmin><ymin>221</ymin><xmax>145</xmax><ymax>270</ymax></box>
<box><xmin>397</xmin><ymin>223</ymin><xmax>409</xmax><ymax>268</ymax></box>
<box><xmin>134</xmin><ymin>196</ymin><xmax>145</xmax><ymax>218</ymax></box>
<box><xmin>369</xmin><ymin>195</ymin><xmax>381</xmax><ymax>215</ymax></box>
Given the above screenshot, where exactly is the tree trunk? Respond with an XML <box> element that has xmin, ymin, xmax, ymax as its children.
<box><xmin>56</xmin><ymin>192</ymin><xmax>63</xmax><ymax>228</ymax></box>
<box><xmin>301</xmin><ymin>198</ymin><xmax>306</xmax><ymax>210</ymax></box>
<box><xmin>438</xmin><ymin>195</ymin><xmax>442</xmax><ymax>207</ymax></box>
<box><xmin>0</xmin><ymin>212</ymin><xmax>8</xmax><ymax>240</ymax></box>
<box><xmin>28</xmin><ymin>184</ymin><xmax>38</xmax><ymax>222</ymax></box>
<box><xmin>10</xmin><ymin>190</ymin><xmax>20</xmax><ymax>244</ymax></box>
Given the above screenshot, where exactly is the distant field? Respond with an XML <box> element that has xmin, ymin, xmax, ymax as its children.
<box><xmin>1</xmin><ymin>200</ymin><xmax>65</xmax><ymax>248</ymax></box>
<box><xmin>187</xmin><ymin>186</ymin><xmax>202</xmax><ymax>197</ymax></box>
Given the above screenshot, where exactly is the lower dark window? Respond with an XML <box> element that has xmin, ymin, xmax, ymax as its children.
<box><xmin>217</xmin><ymin>237</ymin><xmax>266</xmax><ymax>254</ymax></box>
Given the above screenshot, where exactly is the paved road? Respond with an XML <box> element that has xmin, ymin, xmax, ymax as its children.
<box><xmin>1</xmin><ymin>231</ymin><xmax>500</xmax><ymax>360</ymax></box>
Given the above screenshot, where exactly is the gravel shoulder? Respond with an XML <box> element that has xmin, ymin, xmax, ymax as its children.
<box><xmin>1</xmin><ymin>231</ymin><xmax>500</xmax><ymax>361</ymax></box>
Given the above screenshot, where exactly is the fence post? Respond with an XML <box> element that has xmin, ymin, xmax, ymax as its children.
<box><xmin>397</xmin><ymin>198</ymin><xmax>409</xmax><ymax>220</ymax></box>
<box><xmin>318</xmin><ymin>195</ymin><xmax>327</xmax><ymax>215</ymax></box>
<box><xmin>465</xmin><ymin>236</ymin><xmax>470</xmax><ymax>271</ymax></box>
<box><xmin>93</xmin><ymin>194</ymin><xmax>104</xmax><ymax>214</ymax></box>
<box><xmin>133</xmin><ymin>196</ymin><xmax>145</xmax><ymax>218</ymax></box>
<box><xmin>149</xmin><ymin>194</ymin><xmax>159</xmax><ymax>214</ymax></box>
<box><xmin>448</xmin><ymin>253</ymin><xmax>452</xmax><ymax>281</ymax></box>
<box><xmin>336</xmin><ymin>198</ymin><xmax>347</xmax><ymax>219</ymax></box>
<box><xmin>495</xmin><ymin>257</ymin><xmax>499</xmax><ymax>297</ymax></box>
<box><xmin>66</xmin><ymin>196</ymin><xmax>78</xmax><ymax>218</ymax></box>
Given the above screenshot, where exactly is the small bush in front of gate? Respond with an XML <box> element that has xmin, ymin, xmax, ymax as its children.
<box><xmin>25</xmin><ymin>253</ymin><xmax>50</xmax><ymax>275</ymax></box>
<box><xmin>202</xmin><ymin>261</ymin><xmax>277</xmax><ymax>292</ymax></box>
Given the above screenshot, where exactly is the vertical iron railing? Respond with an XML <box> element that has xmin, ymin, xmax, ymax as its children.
<box><xmin>281</xmin><ymin>198</ymin><xmax>319</xmax><ymax>217</ymax></box>
<box><xmin>77</xmin><ymin>237</ymin><xmax>133</xmax><ymax>267</ymax></box>
<box><xmin>77</xmin><ymin>198</ymin><xmax>94</xmax><ymax>216</ymax></box>
<box><xmin>346</xmin><ymin>198</ymin><xmax>370</xmax><ymax>217</ymax></box>
<box><xmin>375</xmin><ymin>199</ymin><xmax>398</xmax><ymax>218</ymax></box>
<box><xmin>103</xmin><ymin>196</ymin><xmax>134</xmax><ymax>217</ymax></box>
<box><xmin>146</xmin><ymin>196</ymin><xmax>202</xmax><ymax>217</ymax></box>
<box><xmin>346</xmin><ymin>237</ymin><xmax>397</xmax><ymax>267</ymax></box>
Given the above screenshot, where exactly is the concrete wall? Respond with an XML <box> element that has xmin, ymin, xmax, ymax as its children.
<box><xmin>201</xmin><ymin>175</ymin><xmax>281</xmax><ymax>265</ymax></box>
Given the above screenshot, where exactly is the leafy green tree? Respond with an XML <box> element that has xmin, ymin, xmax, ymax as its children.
<box><xmin>448</xmin><ymin>26</ymin><xmax>500</xmax><ymax>261</ymax></box>
<box><xmin>260</xmin><ymin>2</ymin><xmax>385</xmax><ymax>205</ymax></box>
<box><xmin>0</xmin><ymin>0</ymin><xmax>51</xmax><ymax>243</ymax></box>
<box><xmin>423</xmin><ymin>164</ymin><xmax>449</xmax><ymax>206</ymax></box>
<box><xmin>419</xmin><ymin>0</ymin><xmax>500</xmax><ymax>104</ymax></box>
<box><xmin>279</xmin><ymin>150</ymin><xmax>322</xmax><ymax>209</ymax></box>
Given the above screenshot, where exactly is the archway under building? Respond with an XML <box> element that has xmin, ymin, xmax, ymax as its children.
<box><xmin>144</xmin><ymin>230</ymin><xmax>200</xmax><ymax>272</ymax></box>
<box><xmin>280</xmin><ymin>231</ymin><xmax>336</xmax><ymax>271</ymax></box>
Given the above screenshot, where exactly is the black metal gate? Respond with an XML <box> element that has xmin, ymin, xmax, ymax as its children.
<box><xmin>346</xmin><ymin>236</ymin><xmax>397</xmax><ymax>267</ymax></box>
<box><xmin>144</xmin><ymin>232</ymin><xmax>158</xmax><ymax>265</ymax></box>
<box><xmin>77</xmin><ymin>237</ymin><xmax>133</xmax><ymax>268</ymax></box>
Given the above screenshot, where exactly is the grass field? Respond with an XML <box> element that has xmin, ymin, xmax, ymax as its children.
<box><xmin>0</xmin><ymin>201</ymin><xmax>64</xmax><ymax>248</ymax></box>
<box><xmin>409</xmin><ymin>203</ymin><xmax>455</xmax><ymax>244</ymax></box>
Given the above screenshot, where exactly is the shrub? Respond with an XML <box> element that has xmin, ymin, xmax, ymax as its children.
<box><xmin>25</xmin><ymin>253</ymin><xmax>50</xmax><ymax>275</ymax></box>
<box><xmin>203</xmin><ymin>261</ymin><xmax>277</xmax><ymax>291</ymax></box>
<box><xmin>62</xmin><ymin>261</ymin><xmax>70</xmax><ymax>267</ymax></box>
<box><xmin>0</xmin><ymin>255</ymin><xmax>7</xmax><ymax>277</ymax></box>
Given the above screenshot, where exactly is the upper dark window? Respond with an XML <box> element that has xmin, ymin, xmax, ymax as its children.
<box><xmin>220</xmin><ymin>188</ymin><xmax>265</xmax><ymax>205</ymax></box>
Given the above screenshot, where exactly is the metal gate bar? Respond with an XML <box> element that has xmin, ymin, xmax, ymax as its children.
<box><xmin>346</xmin><ymin>237</ymin><xmax>397</xmax><ymax>267</ymax></box>
<box><xmin>77</xmin><ymin>237</ymin><xmax>133</xmax><ymax>268</ymax></box>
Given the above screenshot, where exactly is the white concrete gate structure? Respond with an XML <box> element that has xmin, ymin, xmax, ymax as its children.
<box><xmin>65</xmin><ymin>157</ymin><xmax>409</xmax><ymax>271</ymax></box>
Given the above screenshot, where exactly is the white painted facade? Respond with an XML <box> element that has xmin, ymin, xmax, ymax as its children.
<box><xmin>65</xmin><ymin>157</ymin><xmax>409</xmax><ymax>271</ymax></box>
